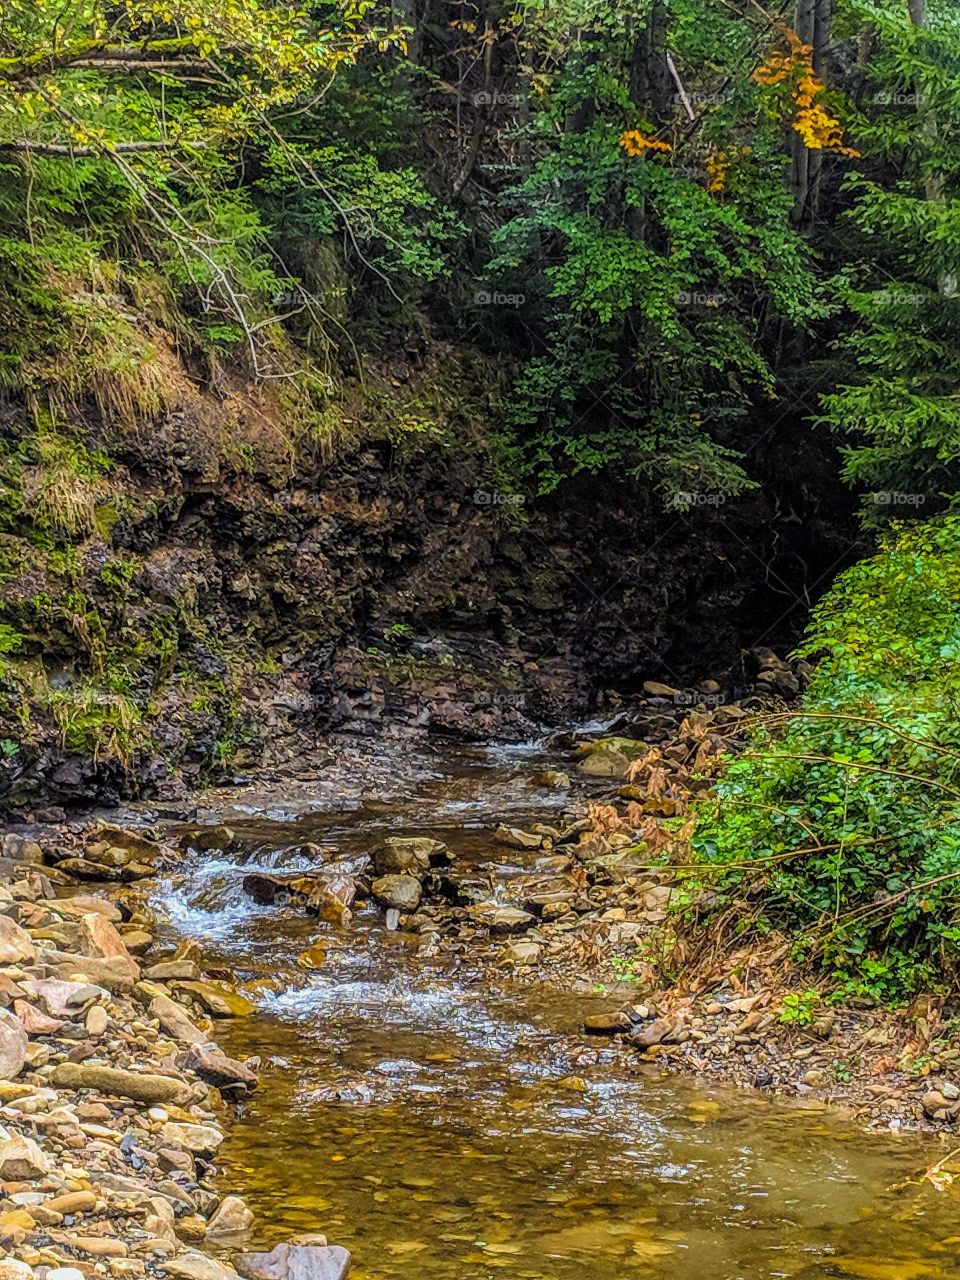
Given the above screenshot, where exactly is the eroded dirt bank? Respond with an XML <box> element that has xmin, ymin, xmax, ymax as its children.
<box><xmin>0</xmin><ymin>373</ymin><xmax>856</xmax><ymax>817</ymax></box>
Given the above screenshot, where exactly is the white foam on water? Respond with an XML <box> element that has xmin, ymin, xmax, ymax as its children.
<box><xmin>153</xmin><ymin>846</ymin><xmax>320</xmax><ymax>944</ymax></box>
<box><xmin>261</xmin><ymin>976</ymin><xmax>457</xmax><ymax>1024</ymax></box>
<box><xmin>260</xmin><ymin>973</ymin><xmax>540</xmax><ymax>1055</ymax></box>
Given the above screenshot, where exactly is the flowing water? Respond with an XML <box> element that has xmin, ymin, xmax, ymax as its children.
<box><xmin>149</xmin><ymin>739</ymin><xmax>960</xmax><ymax>1280</ymax></box>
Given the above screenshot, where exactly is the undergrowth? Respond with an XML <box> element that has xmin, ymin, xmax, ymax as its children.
<box><xmin>691</xmin><ymin>515</ymin><xmax>960</xmax><ymax>1001</ymax></box>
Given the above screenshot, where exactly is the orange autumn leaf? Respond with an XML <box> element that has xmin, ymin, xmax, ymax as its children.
<box><xmin>752</xmin><ymin>24</ymin><xmax>859</xmax><ymax>158</ymax></box>
<box><xmin>619</xmin><ymin>129</ymin><xmax>672</xmax><ymax>157</ymax></box>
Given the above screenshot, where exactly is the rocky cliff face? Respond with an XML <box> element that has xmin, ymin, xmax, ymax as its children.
<box><xmin>0</xmin><ymin>352</ymin><xmax>857</xmax><ymax>813</ymax></box>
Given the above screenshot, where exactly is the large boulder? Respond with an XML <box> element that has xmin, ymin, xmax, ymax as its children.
<box><xmin>242</xmin><ymin>875</ymin><xmax>353</xmax><ymax>926</ymax></box>
<box><xmin>205</xmin><ymin>1195</ymin><xmax>254</xmax><ymax>1242</ymax></box>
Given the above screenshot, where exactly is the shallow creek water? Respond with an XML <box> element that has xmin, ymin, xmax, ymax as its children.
<box><xmin>149</xmin><ymin>740</ymin><xmax>960</xmax><ymax>1280</ymax></box>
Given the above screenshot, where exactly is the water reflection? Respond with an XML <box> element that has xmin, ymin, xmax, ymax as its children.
<box><xmin>151</xmin><ymin>745</ymin><xmax>960</xmax><ymax>1280</ymax></box>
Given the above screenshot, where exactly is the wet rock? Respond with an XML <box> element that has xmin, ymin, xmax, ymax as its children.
<box><xmin>180</xmin><ymin>1045</ymin><xmax>258</xmax><ymax>1093</ymax></box>
<box><xmin>493</xmin><ymin>825</ymin><xmax>541</xmax><ymax>850</ymax></box>
<box><xmin>583</xmin><ymin>1011</ymin><xmax>633</xmax><ymax>1036</ymax></box>
<box><xmin>0</xmin><ymin>1134</ymin><xmax>50</xmax><ymax>1180</ymax></box>
<box><xmin>205</xmin><ymin>1195</ymin><xmax>253</xmax><ymax>1242</ymax></box>
<box><xmin>531</xmin><ymin>770</ymin><xmax>571</xmax><ymax>789</ymax></box>
<box><xmin>173</xmin><ymin>981</ymin><xmax>255</xmax><ymax>1017</ymax></box>
<box><xmin>0</xmin><ymin>917</ymin><xmax>35</xmax><ymax>965</ymax></box>
<box><xmin>373</xmin><ymin>837</ymin><xmax>446</xmax><ymax>877</ymax></box>
<box><xmin>371</xmin><ymin>874</ymin><xmax>422</xmax><ymax>912</ymax></box>
<box><xmin>242</xmin><ymin>875</ymin><xmax>353</xmax><ymax>926</ymax></box>
<box><xmin>236</xmin><ymin>1243</ymin><xmax>350</xmax><ymax>1280</ymax></box>
<box><xmin>51</xmin><ymin>1062</ymin><xmax>191</xmax><ymax>1106</ymax></box>
<box><xmin>296</xmin><ymin>943</ymin><xmax>327</xmax><ymax>969</ymax></box>
<box><xmin>183</xmin><ymin>826</ymin><xmax>235</xmax><ymax>852</ymax></box>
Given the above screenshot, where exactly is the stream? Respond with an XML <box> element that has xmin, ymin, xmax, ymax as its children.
<box><xmin>145</xmin><ymin>738</ymin><xmax>959</xmax><ymax>1280</ymax></box>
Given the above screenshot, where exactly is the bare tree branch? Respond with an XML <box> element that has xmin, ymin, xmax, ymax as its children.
<box><xmin>0</xmin><ymin>138</ymin><xmax>195</xmax><ymax>156</ymax></box>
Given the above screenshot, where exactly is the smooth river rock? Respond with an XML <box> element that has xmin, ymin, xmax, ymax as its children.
<box><xmin>162</xmin><ymin>1251</ymin><xmax>241</xmax><ymax>1280</ymax></box>
<box><xmin>205</xmin><ymin>1195</ymin><xmax>254</xmax><ymax>1241</ymax></box>
<box><xmin>236</xmin><ymin>1243</ymin><xmax>351</xmax><ymax>1280</ymax></box>
<box><xmin>159</xmin><ymin>1120</ymin><xmax>224</xmax><ymax>1154</ymax></box>
<box><xmin>52</xmin><ymin>1062</ymin><xmax>191</xmax><ymax>1105</ymax></box>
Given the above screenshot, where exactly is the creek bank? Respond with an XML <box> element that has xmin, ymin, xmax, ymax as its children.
<box><xmin>0</xmin><ymin>823</ymin><xmax>349</xmax><ymax>1280</ymax></box>
<box><xmin>248</xmin><ymin>653</ymin><xmax>957</xmax><ymax>1138</ymax></box>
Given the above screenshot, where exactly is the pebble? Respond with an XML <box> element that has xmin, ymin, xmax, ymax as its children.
<box><xmin>85</xmin><ymin>1006</ymin><xmax>108</xmax><ymax>1037</ymax></box>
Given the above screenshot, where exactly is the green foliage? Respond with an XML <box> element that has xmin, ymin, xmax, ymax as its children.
<box><xmin>44</xmin><ymin>681</ymin><xmax>142</xmax><ymax>763</ymax></box>
<box><xmin>778</xmin><ymin>990</ymin><xmax>820</xmax><ymax>1026</ymax></box>
<box><xmin>483</xmin><ymin>0</ymin><xmax>827</xmax><ymax>502</ymax></box>
<box><xmin>693</xmin><ymin>515</ymin><xmax>960</xmax><ymax>998</ymax></box>
<box><xmin>819</xmin><ymin>2</ymin><xmax>960</xmax><ymax>522</ymax></box>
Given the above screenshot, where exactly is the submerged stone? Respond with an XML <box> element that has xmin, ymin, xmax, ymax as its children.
<box><xmin>236</xmin><ymin>1243</ymin><xmax>351</xmax><ymax>1280</ymax></box>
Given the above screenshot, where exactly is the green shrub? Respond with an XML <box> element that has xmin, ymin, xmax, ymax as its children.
<box><xmin>693</xmin><ymin>515</ymin><xmax>960</xmax><ymax>999</ymax></box>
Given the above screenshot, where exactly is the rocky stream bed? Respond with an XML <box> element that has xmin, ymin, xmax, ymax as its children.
<box><xmin>1</xmin><ymin>675</ymin><xmax>960</xmax><ymax>1279</ymax></box>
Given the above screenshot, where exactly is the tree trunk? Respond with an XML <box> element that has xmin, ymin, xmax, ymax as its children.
<box><xmin>790</xmin><ymin>0</ymin><xmax>831</xmax><ymax>226</ymax></box>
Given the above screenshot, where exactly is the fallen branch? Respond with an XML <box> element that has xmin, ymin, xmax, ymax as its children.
<box><xmin>0</xmin><ymin>139</ymin><xmax>191</xmax><ymax>157</ymax></box>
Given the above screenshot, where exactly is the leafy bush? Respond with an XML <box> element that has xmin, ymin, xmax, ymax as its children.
<box><xmin>693</xmin><ymin>515</ymin><xmax>960</xmax><ymax>999</ymax></box>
